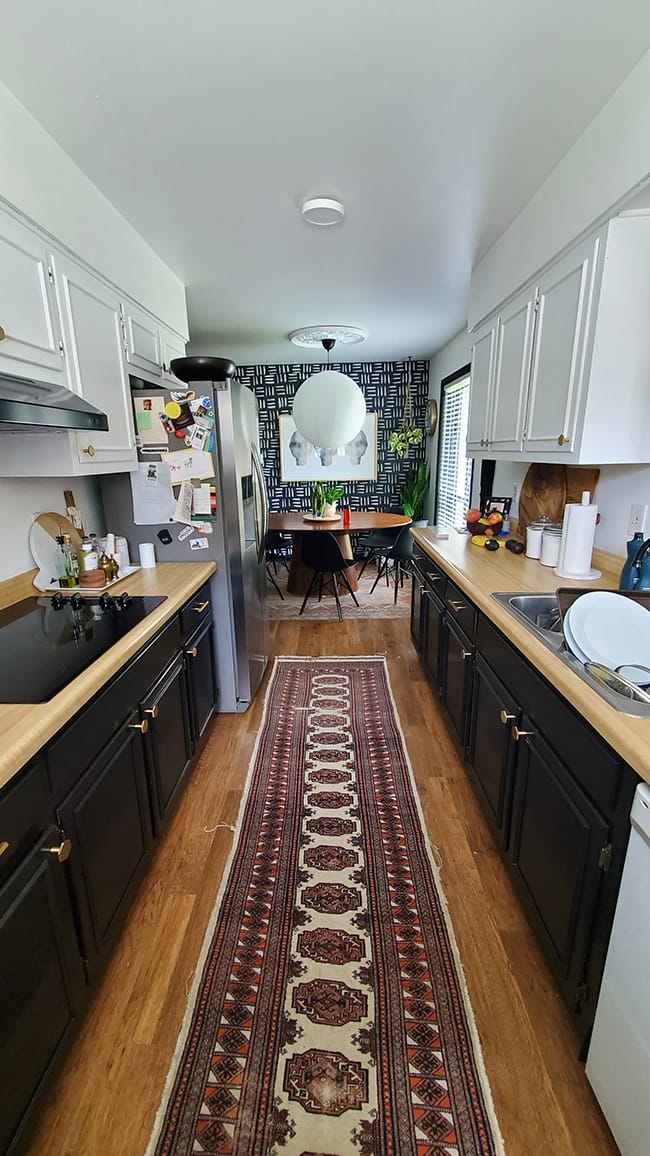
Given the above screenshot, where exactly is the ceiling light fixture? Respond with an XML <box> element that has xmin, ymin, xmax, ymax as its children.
<box><xmin>301</xmin><ymin>197</ymin><xmax>345</xmax><ymax>226</ymax></box>
<box><xmin>292</xmin><ymin>339</ymin><xmax>367</xmax><ymax>448</ymax></box>
<box><xmin>289</xmin><ymin>325</ymin><xmax>367</xmax><ymax>348</ymax></box>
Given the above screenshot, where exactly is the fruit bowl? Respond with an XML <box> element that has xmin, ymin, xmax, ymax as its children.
<box><xmin>466</xmin><ymin>512</ymin><xmax>503</xmax><ymax>537</ymax></box>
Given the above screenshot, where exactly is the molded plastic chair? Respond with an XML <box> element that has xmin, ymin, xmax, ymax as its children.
<box><xmin>355</xmin><ymin>508</ymin><xmax>405</xmax><ymax>578</ymax></box>
<box><xmin>299</xmin><ymin>532</ymin><xmax>359</xmax><ymax>621</ymax></box>
<box><xmin>369</xmin><ymin>524</ymin><xmax>413</xmax><ymax>602</ymax></box>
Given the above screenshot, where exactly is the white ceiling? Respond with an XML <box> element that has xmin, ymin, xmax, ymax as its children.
<box><xmin>2</xmin><ymin>1</ymin><xmax>649</xmax><ymax>364</ymax></box>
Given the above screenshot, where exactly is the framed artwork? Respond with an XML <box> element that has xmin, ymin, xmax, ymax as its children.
<box><xmin>279</xmin><ymin>413</ymin><xmax>378</xmax><ymax>482</ymax></box>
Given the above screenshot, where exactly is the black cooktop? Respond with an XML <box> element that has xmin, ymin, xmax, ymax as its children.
<box><xmin>0</xmin><ymin>592</ymin><xmax>167</xmax><ymax>703</ymax></box>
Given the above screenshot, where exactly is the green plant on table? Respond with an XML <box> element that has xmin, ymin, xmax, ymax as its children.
<box><xmin>400</xmin><ymin>462</ymin><xmax>430</xmax><ymax>520</ymax></box>
<box><xmin>323</xmin><ymin>484</ymin><xmax>345</xmax><ymax>504</ymax></box>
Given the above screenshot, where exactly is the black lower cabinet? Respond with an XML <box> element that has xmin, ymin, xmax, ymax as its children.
<box><xmin>441</xmin><ymin>617</ymin><xmax>473</xmax><ymax>751</ymax></box>
<box><xmin>0</xmin><ymin>828</ymin><xmax>85</xmax><ymax>1156</ymax></box>
<box><xmin>142</xmin><ymin>654</ymin><xmax>193</xmax><ymax>833</ymax></box>
<box><xmin>57</xmin><ymin>715</ymin><xmax>153</xmax><ymax>977</ymax></box>
<box><xmin>507</xmin><ymin>721</ymin><xmax>610</xmax><ymax>1024</ymax></box>
<box><xmin>422</xmin><ymin>588</ymin><xmax>445</xmax><ymax>692</ymax></box>
<box><xmin>410</xmin><ymin>565</ymin><xmax>425</xmax><ymax>650</ymax></box>
<box><xmin>185</xmin><ymin>618</ymin><xmax>218</xmax><ymax>748</ymax></box>
<box><xmin>466</xmin><ymin>654</ymin><xmax>520</xmax><ymax>848</ymax></box>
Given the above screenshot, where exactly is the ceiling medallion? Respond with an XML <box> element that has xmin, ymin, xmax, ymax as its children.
<box><xmin>289</xmin><ymin>326</ymin><xmax>368</xmax><ymax>348</ymax></box>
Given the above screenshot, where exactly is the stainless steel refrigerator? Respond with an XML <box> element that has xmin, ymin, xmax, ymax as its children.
<box><xmin>101</xmin><ymin>364</ymin><xmax>269</xmax><ymax>712</ymax></box>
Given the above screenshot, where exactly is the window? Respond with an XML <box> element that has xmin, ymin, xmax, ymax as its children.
<box><xmin>435</xmin><ymin>366</ymin><xmax>473</xmax><ymax>529</ymax></box>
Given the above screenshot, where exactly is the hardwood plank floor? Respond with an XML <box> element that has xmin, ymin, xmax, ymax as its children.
<box><xmin>25</xmin><ymin>617</ymin><xmax>617</xmax><ymax>1156</ymax></box>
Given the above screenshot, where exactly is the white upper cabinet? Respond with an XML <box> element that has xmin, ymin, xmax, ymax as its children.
<box><xmin>467</xmin><ymin>213</ymin><xmax>650</xmax><ymax>464</ymax></box>
<box><xmin>0</xmin><ymin>212</ymin><xmax>65</xmax><ymax>380</ymax></box>
<box><xmin>161</xmin><ymin>329</ymin><xmax>186</xmax><ymax>383</ymax></box>
<box><xmin>123</xmin><ymin>300</ymin><xmax>162</xmax><ymax>380</ymax></box>
<box><xmin>52</xmin><ymin>251</ymin><xmax>136</xmax><ymax>469</ymax></box>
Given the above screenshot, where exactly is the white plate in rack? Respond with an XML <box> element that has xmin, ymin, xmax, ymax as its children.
<box><xmin>565</xmin><ymin>591</ymin><xmax>650</xmax><ymax>683</ymax></box>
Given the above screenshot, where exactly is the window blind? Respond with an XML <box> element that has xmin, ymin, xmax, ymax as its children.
<box><xmin>436</xmin><ymin>374</ymin><xmax>472</xmax><ymax>529</ymax></box>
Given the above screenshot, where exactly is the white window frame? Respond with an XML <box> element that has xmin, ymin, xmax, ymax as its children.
<box><xmin>435</xmin><ymin>369</ymin><xmax>473</xmax><ymax>529</ymax></box>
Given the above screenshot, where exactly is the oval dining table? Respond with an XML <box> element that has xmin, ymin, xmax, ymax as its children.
<box><xmin>268</xmin><ymin>511</ymin><xmax>412</xmax><ymax>595</ymax></box>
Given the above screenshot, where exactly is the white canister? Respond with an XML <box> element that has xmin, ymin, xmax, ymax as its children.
<box><xmin>526</xmin><ymin>523</ymin><xmax>544</xmax><ymax>559</ymax></box>
<box><xmin>138</xmin><ymin>542</ymin><xmax>156</xmax><ymax>568</ymax></box>
<box><xmin>540</xmin><ymin>528</ymin><xmax>562</xmax><ymax>567</ymax></box>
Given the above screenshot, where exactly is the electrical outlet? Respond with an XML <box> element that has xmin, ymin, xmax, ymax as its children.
<box><xmin>627</xmin><ymin>503</ymin><xmax>648</xmax><ymax>537</ymax></box>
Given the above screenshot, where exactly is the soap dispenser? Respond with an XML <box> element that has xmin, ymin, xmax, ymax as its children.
<box><xmin>620</xmin><ymin>532</ymin><xmax>645</xmax><ymax>590</ymax></box>
<box><xmin>637</xmin><ymin>540</ymin><xmax>650</xmax><ymax>591</ymax></box>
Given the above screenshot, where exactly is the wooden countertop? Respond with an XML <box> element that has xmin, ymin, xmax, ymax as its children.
<box><xmin>411</xmin><ymin>528</ymin><xmax>650</xmax><ymax>786</ymax></box>
<box><xmin>0</xmin><ymin>562</ymin><xmax>216</xmax><ymax>792</ymax></box>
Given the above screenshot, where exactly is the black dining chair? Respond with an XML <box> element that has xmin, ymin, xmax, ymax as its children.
<box><xmin>299</xmin><ymin>532</ymin><xmax>359</xmax><ymax>621</ymax></box>
<box><xmin>355</xmin><ymin>509</ymin><xmax>405</xmax><ymax>579</ymax></box>
<box><xmin>369</xmin><ymin>524</ymin><xmax>414</xmax><ymax>602</ymax></box>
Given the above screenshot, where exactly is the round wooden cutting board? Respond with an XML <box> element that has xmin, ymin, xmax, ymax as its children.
<box><xmin>517</xmin><ymin>465</ymin><xmax>566</xmax><ymax>539</ymax></box>
<box><xmin>29</xmin><ymin>512</ymin><xmax>83</xmax><ymax>591</ymax></box>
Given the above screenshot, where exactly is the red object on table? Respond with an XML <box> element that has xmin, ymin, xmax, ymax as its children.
<box><xmin>342</xmin><ymin>507</ymin><xmax>351</xmax><ymax>526</ymax></box>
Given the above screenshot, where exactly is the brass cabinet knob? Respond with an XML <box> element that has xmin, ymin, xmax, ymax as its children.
<box><xmin>512</xmin><ymin>725</ymin><xmax>535</xmax><ymax>741</ymax></box>
<box><xmin>81</xmin><ymin>444</ymin><xmax>96</xmax><ymax>457</ymax></box>
<box><xmin>192</xmin><ymin>601</ymin><xmax>209</xmax><ymax>613</ymax></box>
<box><xmin>188</xmin><ymin>646</ymin><xmax>198</xmax><ymax>658</ymax></box>
<box><xmin>129</xmin><ymin>718</ymin><xmax>149</xmax><ymax>734</ymax></box>
<box><xmin>0</xmin><ymin>325</ymin><xmax>5</xmax><ymax>341</ymax></box>
<box><xmin>42</xmin><ymin>838</ymin><xmax>72</xmax><ymax>863</ymax></box>
<box><xmin>0</xmin><ymin>840</ymin><xmax>9</xmax><ymax>857</ymax></box>
<box><xmin>449</xmin><ymin>600</ymin><xmax>467</xmax><ymax>611</ymax></box>
<box><xmin>558</xmin><ymin>434</ymin><xmax>570</xmax><ymax>446</ymax></box>
<box><xmin>145</xmin><ymin>705</ymin><xmax>159</xmax><ymax>719</ymax></box>
<box><xmin>500</xmin><ymin>709</ymin><xmax>516</xmax><ymax>725</ymax></box>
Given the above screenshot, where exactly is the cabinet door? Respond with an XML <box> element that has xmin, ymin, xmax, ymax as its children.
<box><xmin>488</xmin><ymin>290</ymin><xmax>536</xmax><ymax>453</ymax></box>
<box><xmin>441</xmin><ymin>617</ymin><xmax>473</xmax><ymax>752</ymax></box>
<box><xmin>422</xmin><ymin>588</ymin><xmax>444</xmax><ymax>693</ymax></box>
<box><xmin>466</xmin><ymin>655</ymin><xmax>520</xmax><ymax>847</ymax></box>
<box><xmin>410</xmin><ymin>566</ymin><xmax>425</xmax><ymax>650</ymax></box>
<box><xmin>123</xmin><ymin>300</ymin><xmax>162</xmax><ymax>379</ymax></box>
<box><xmin>508</xmin><ymin>721</ymin><xmax>610</xmax><ymax>1012</ymax></box>
<box><xmin>143</xmin><ymin>654</ymin><xmax>193</xmax><ymax>832</ymax></box>
<box><xmin>523</xmin><ymin>236</ymin><xmax>599</xmax><ymax>456</ymax></box>
<box><xmin>0</xmin><ymin>210</ymin><xmax>65</xmax><ymax>380</ymax></box>
<box><xmin>57</xmin><ymin>716</ymin><xmax>153</xmax><ymax>976</ymax></box>
<box><xmin>185</xmin><ymin>619</ymin><xmax>218</xmax><ymax>748</ymax></box>
<box><xmin>0</xmin><ymin>827</ymin><xmax>85</xmax><ymax>1156</ymax></box>
<box><xmin>51</xmin><ymin>251</ymin><xmax>137</xmax><ymax>468</ymax></box>
<box><xmin>161</xmin><ymin>328</ymin><xmax>186</xmax><ymax>384</ymax></box>
<box><xmin>467</xmin><ymin>324</ymin><xmax>496</xmax><ymax>452</ymax></box>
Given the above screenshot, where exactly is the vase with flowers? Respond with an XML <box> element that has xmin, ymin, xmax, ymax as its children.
<box><xmin>311</xmin><ymin>482</ymin><xmax>345</xmax><ymax>518</ymax></box>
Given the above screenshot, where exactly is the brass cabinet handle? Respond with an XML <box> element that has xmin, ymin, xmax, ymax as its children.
<box><xmin>461</xmin><ymin>649</ymin><xmax>472</xmax><ymax>660</ymax></box>
<box><xmin>500</xmin><ymin>709</ymin><xmax>516</xmax><ymax>725</ymax></box>
<box><xmin>0</xmin><ymin>325</ymin><xmax>5</xmax><ymax>341</ymax></box>
<box><xmin>558</xmin><ymin>434</ymin><xmax>570</xmax><ymax>446</ymax></box>
<box><xmin>129</xmin><ymin>719</ymin><xmax>149</xmax><ymax>734</ymax></box>
<box><xmin>428</xmin><ymin>574</ymin><xmax>443</xmax><ymax>582</ymax></box>
<box><xmin>145</xmin><ymin>705</ymin><xmax>159</xmax><ymax>718</ymax></box>
<box><xmin>81</xmin><ymin>444</ymin><xmax>96</xmax><ymax>457</ymax></box>
<box><xmin>449</xmin><ymin>600</ymin><xmax>467</xmax><ymax>611</ymax></box>
<box><xmin>0</xmin><ymin>840</ymin><xmax>9</xmax><ymax>856</ymax></box>
<box><xmin>418</xmin><ymin>584</ymin><xmax>425</xmax><ymax>593</ymax></box>
<box><xmin>42</xmin><ymin>838</ymin><xmax>72</xmax><ymax>863</ymax></box>
<box><xmin>192</xmin><ymin>601</ymin><xmax>209</xmax><ymax>613</ymax></box>
<box><xmin>188</xmin><ymin>646</ymin><xmax>198</xmax><ymax>658</ymax></box>
<box><xmin>512</xmin><ymin>725</ymin><xmax>535</xmax><ymax>741</ymax></box>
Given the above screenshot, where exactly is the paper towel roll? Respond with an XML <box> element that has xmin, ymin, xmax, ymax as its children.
<box><xmin>138</xmin><ymin>542</ymin><xmax>156</xmax><ymax>569</ymax></box>
<box><xmin>555</xmin><ymin>501</ymin><xmax>601</xmax><ymax>579</ymax></box>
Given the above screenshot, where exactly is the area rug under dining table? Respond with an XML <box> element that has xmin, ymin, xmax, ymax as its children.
<box><xmin>148</xmin><ymin>657</ymin><xmax>504</xmax><ymax>1156</ymax></box>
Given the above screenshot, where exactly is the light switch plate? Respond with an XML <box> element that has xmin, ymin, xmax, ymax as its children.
<box><xmin>627</xmin><ymin>503</ymin><xmax>648</xmax><ymax>537</ymax></box>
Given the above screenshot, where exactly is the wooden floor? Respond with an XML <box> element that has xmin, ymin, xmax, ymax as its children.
<box><xmin>26</xmin><ymin>617</ymin><xmax>617</xmax><ymax>1156</ymax></box>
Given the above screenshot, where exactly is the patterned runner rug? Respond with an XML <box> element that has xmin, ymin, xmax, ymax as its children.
<box><xmin>148</xmin><ymin>658</ymin><xmax>504</xmax><ymax>1156</ymax></box>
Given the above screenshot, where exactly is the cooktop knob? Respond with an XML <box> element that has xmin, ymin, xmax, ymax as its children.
<box><xmin>51</xmin><ymin>592</ymin><xmax>66</xmax><ymax>610</ymax></box>
<box><xmin>70</xmin><ymin>593</ymin><xmax>85</xmax><ymax>610</ymax></box>
<box><xmin>99</xmin><ymin>592</ymin><xmax>115</xmax><ymax>610</ymax></box>
<box><xmin>118</xmin><ymin>592</ymin><xmax>132</xmax><ymax>608</ymax></box>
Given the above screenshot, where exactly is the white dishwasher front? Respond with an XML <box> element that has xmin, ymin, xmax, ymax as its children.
<box><xmin>586</xmin><ymin>781</ymin><xmax>650</xmax><ymax>1156</ymax></box>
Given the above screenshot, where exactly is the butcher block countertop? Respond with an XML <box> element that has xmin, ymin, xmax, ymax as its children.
<box><xmin>411</xmin><ymin>528</ymin><xmax>650</xmax><ymax>787</ymax></box>
<box><xmin>0</xmin><ymin>562</ymin><xmax>216</xmax><ymax>792</ymax></box>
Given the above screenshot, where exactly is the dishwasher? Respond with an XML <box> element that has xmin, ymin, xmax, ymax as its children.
<box><xmin>586</xmin><ymin>782</ymin><xmax>650</xmax><ymax>1155</ymax></box>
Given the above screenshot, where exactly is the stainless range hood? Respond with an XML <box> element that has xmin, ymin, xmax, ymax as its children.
<box><xmin>0</xmin><ymin>372</ymin><xmax>109</xmax><ymax>431</ymax></box>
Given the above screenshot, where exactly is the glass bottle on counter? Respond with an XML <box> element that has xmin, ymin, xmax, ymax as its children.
<box><xmin>78</xmin><ymin>535</ymin><xmax>99</xmax><ymax>572</ymax></box>
<box><xmin>56</xmin><ymin>533</ymin><xmax>79</xmax><ymax>588</ymax></box>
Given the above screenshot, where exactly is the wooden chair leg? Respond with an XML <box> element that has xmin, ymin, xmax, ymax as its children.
<box><xmin>299</xmin><ymin>571</ymin><xmax>320</xmax><ymax>616</ymax></box>
<box><xmin>340</xmin><ymin>570</ymin><xmax>359</xmax><ymax>607</ymax></box>
<box><xmin>332</xmin><ymin>573</ymin><xmax>343</xmax><ymax>621</ymax></box>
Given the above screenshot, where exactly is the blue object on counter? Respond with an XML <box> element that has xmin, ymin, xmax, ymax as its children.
<box><xmin>620</xmin><ymin>532</ymin><xmax>645</xmax><ymax>589</ymax></box>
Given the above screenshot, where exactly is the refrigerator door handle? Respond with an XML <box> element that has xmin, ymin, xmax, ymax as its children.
<box><xmin>251</xmin><ymin>443</ymin><xmax>268</xmax><ymax>564</ymax></box>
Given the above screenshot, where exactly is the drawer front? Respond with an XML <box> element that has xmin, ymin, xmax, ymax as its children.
<box><xmin>446</xmin><ymin>581</ymin><xmax>477</xmax><ymax>640</ymax></box>
<box><xmin>180</xmin><ymin>582</ymin><xmax>213</xmax><ymax>641</ymax></box>
<box><xmin>0</xmin><ymin>758</ymin><xmax>51</xmax><ymax>884</ymax></box>
<box><xmin>46</xmin><ymin>616</ymin><xmax>182</xmax><ymax>803</ymax></box>
<box><xmin>477</xmin><ymin>614</ymin><xmax>624</xmax><ymax>814</ymax></box>
<box><xmin>413</xmin><ymin>546</ymin><xmax>447</xmax><ymax>596</ymax></box>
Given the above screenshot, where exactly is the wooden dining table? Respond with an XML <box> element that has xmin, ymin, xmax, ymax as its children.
<box><xmin>268</xmin><ymin>511</ymin><xmax>412</xmax><ymax>595</ymax></box>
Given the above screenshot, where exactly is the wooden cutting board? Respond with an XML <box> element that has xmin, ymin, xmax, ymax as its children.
<box><xmin>29</xmin><ymin>512</ymin><xmax>83</xmax><ymax>590</ymax></box>
<box><xmin>516</xmin><ymin>465</ymin><xmax>600</xmax><ymax>540</ymax></box>
<box><xmin>564</xmin><ymin>467</ymin><xmax>600</xmax><ymax>507</ymax></box>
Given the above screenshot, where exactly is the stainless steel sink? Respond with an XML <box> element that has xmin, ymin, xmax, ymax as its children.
<box><xmin>491</xmin><ymin>591</ymin><xmax>650</xmax><ymax>717</ymax></box>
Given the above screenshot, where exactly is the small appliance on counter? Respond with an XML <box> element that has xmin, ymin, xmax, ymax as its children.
<box><xmin>620</xmin><ymin>533</ymin><xmax>650</xmax><ymax>590</ymax></box>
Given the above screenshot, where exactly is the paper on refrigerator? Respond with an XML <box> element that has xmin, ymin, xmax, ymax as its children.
<box><xmin>162</xmin><ymin>448</ymin><xmax>215</xmax><ymax>484</ymax></box>
<box><xmin>129</xmin><ymin>461</ymin><xmax>176</xmax><ymax>524</ymax></box>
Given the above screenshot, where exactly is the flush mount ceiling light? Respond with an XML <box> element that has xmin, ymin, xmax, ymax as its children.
<box><xmin>301</xmin><ymin>197</ymin><xmax>345</xmax><ymax>226</ymax></box>
<box><xmin>292</xmin><ymin>338</ymin><xmax>367</xmax><ymax>448</ymax></box>
<box><xmin>289</xmin><ymin>325</ymin><xmax>367</xmax><ymax>348</ymax></box>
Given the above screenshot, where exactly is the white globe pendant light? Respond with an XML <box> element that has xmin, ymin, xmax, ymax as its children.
<box><xmin>292</xmin><ymin>339</ymin><xmax>366</xmax><ymax>447</ymax></box>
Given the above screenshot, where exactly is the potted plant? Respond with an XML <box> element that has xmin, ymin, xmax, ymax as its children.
<box><xmin>389</xmin><ymin>424</ymin><xmax>424</xmax><ymax>458</ymax></box>
<box><xmin>400</xmin><ymin>462</ymin><xmax>430</xmax><ymax>524</ymax></box>
<box><xmin>311</xmin><ymin>482</ymin><xmax>345</xmax><ymax>517</ymax></box>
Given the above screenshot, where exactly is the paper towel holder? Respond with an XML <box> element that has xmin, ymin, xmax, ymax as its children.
<box><xmin>554</xmin><ymin>490</ymin><xmax>602</xmax><ymax>580</ymax></box>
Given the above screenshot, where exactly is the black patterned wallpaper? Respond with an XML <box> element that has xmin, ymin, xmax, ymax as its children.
<box><xmin>236</xmin><ymin>360</ymin><xmax>429</xmax><ymax>511</ymax></box>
